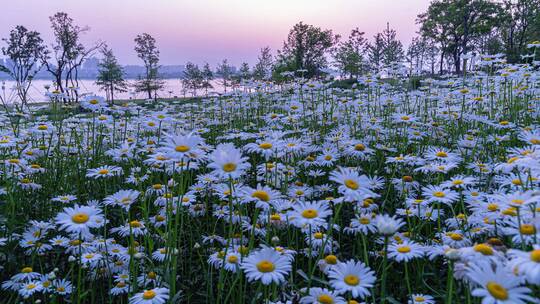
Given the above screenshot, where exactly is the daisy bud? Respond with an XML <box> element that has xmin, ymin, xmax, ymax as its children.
<box><xmin>68</xmin><ymin>256</ymin><xmax>76</xmax><ymax>262</ymax></box>
<box><xmin>271</xmin><ymin>236</ymin><xmax>280</xmax><ymax>245</ymax></box>
<box><xmin>193</xmin><ymin>242</ymin><xmax>201</xmax><ymax>249</ymax></box>
<box><xmin>134</xmin><ymin>252</ymin><xmax>144</xmax><ymax>259</ymax></box>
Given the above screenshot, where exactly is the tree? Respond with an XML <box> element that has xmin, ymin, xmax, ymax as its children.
<box><xmin>96</xmin><ymin>45</ymin><xmax>127</xmax><ymax>104</ymax></box>
<box><xmin>367</xmin><ymin>33</ymin><xmax>385</xmax><ymax>73</ymax></box>
<box><xmin>499</xmin><ymin>0</ymin><xmax>540</xmax><ymax>63</ymax></box>
<box><xmin>333</xmin><ymin>28</ymin><xmax>368</xmax><ymax>78</ymax></box>
<box><xmin>201</xmin><ymin>63</ymin><xmax>214</xmax><ymax>96</ymax></box>
<box><xmin>417</xmin><ymin>0</ymin><xmax>503</xmax><ymax>74</ymax></box>
<box><xmin>406</xmin><ymin>36</ymin><xmax>439</xmax><ymax>75</ymax></box>
<box><xmin>182</xmin><ymin>62</ymin><xmax>202</xmax><ymax>97</ymax></box>
<box><xmin>275</xmin><ymin>22</ymin><xmax>339</xmax><ymax>78</ymax></box>
<box><xmin>41</xmin><ymin>12</ymin><xmax>103</xmax><ymax>102</ymax></box>
<box><xmin>0</xmin><ymin>25</ymin><xmax>46</xmax><ymax>107</ymax></box>
<box><xmin>133</xmin><ymin>33</ymin><xmax>164</xmax><ymax>100</ymax></box>
<box><xmin>253</xmin><ymin>46</ymin><xmax>273</xmax><ymax>80</ymax></box>
<box><xmin>381</xmin><ymin>23</ymin><xmax>404</xmax><ymax>69</ymax></box>
<box><xmin>239</xmin><ymin>62</ymin><xmax>250</xmax><ymax>79</ymax></box>
<box><xmin>216</xmin><ymin>59</ymin><xmax>233</xmax><ymax>93</ymax></box>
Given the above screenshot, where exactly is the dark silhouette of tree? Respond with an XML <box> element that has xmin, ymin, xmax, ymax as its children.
<box><xmin>253</xmin><ymin>46</ymin><xmax>273</xmax><ymax>80</ymax></box>
<box><xmin>133</xmin><ymin>33</ymin><xmax>164</xmax><ymax>100</ymax></box>
<box><xmin>333</xmin><ymin>28</ymin><xmax>368</xmax><ymax>78</ymax></box>
<box><xmin>96</xmin><ymin>45</ymin><xmax>127</xmax><ymax>104</ymax></box>
<box><xmin>216</xmin><ymin>59</ymin><xmax>233</xmax><ymax>93</ymax></box>
<box><xmin>275</xmin><ymin>22</ymin><xmax>339</xmax><ymax>78</ymax></box>
<box><xmin>0</xmin><ymin>25</ymin><xmax>46</xmax><ymax>107</ymax></box>
<box><xmin>41</xmin><ymin>12</ymin><xmax>103</xmax><ymax>102</ymax></box>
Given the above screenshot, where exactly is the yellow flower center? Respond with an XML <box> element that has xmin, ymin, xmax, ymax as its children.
<box><xmin>397</xmin><ymin>246</ymin><xmax>411</xmax><ymax>253</ymax></box>
<box><xmin>414</xmin><ymin>296</ymin><xmax>425</xmax><ymax>302</ymax></box>
<box><xmin>256</xmin><ymin>260</ymin><xmax>275</xmax><ymax>273</ymax></box>
<box><xmin>511</xmin><ymin>199</ymin><xmax>524</xmax><ymax>206</ymax></box>
<box><xmin>433</xmin><ymin>191</ymin><xmax>446</xmax><ymax>198</ymax></box>
<box><xmin>98</xmin><ymin>169</ymin><xmax>109</xmax><ymax>175</ymax></box>
<box><xmin>359</xmin><ymin>217</ymin><xmax>370</xmax><ymax>225</ymax></box>
<box><xmin>324</xmin><ymin>255</ymin><xmax>337</xmax><ymax>264</ymax></box>
<box><xmin>259</xmin><ymin>142</ymin><xmax>272</xmax><ymax>149</ymax></box>
<box><xmin>37</xmin><ymin>125</ymin><xmax>48</xmax><ymax>130</ymax></box>
<box><xmin>142</xmin><ymin>290</ymin><xmax>157</xmax><ymax>300</ymax></box>
<box><xmin>22</xmin><ymin>267</ymin><xmax>33</xmax><ymax>273</ymax></box>
<box><xmin>71</xmin><ymin>213</ymin><xmax>89</xmax><ymax>224</ymax></box>
<box><xmin>449</xmin><ymin>233</ymin><xmax>463</xmax><ymax>241</ymax></box>
<box><xmin>344</xmin><ymin>179</ymin><xmax>359</xmax><ymax>190</ymax></box>
<box><xmin>222</xmin><ymin>163</ymin><xmax>237</xmax><ymax>172</ymax></box>
<box><xmin>314</xmin><ymin>232</ymin><xmax>324</xmax><ymax>239</ymax></box>
<box><xmin>507</xmin><ymin>157</ymin><xmax>519</xmax><ymax>164</ymax></box>
<box><xmin>402</xmin><ymin>176</ymin><xmax>413</xmax><ymax>182</ymax></box>
<box><xmin>487</xmin><ymin>203</ymin><xmax>499</xmax><ymax>212</ymax></box>
<box><xmin>436</xmin><ymin>151</ymin><xmax>448</xmax><ymax>158</ymax></box>
<box><xmin>520</xmin><ymin>224</ymin><xmax>536</xmax><ymax>235</ymax></box>
<box><xmin>252</xmin><ymin>190</ymin><xmax>270</xmax><ymax>202</ymax></box>
<box><xmin>89</xmin><ymin>99</ymin><xmax>98</xmax><ymax>105</ymax></box>
<box><xmin>227</xmin><ymin>255</ymin><xmax>238</xmax><ymax>264</ymax></box>
<box><xmin>26</xmin><ymin>283</ymin><xmax>36</xmax><ymax>290</ymax></box>
<box><xmin>354</xmin><ymin>144</ymin><xmax>365</xmax><ymax>151</ymax></box>
<box><xmin>474</xmin><ymin>244</ymin><xmax>493</xmax><ymax>255</ymax></box>
<box><xmin>270</xmin><ymin>214</ymin><xmax>281</xmax><ymax>221</ymax></box>
<box><xmin>130</xmin><ymin>220</ymin><xmax>142</xmax><ymax>228</ymax></box>
<box><xmin>175</xmin><ymin>145</ymin><xmax>190</xmax><ymax>152</ymax></box>
<box><xmin>344</xmin><ymin>274</ymin><xmax>360</xmax><ymax>286</ymax></box>
<box><xmin>317</xmin><ymin>294</ymin><xmax>334</xmax><ymax>304</ymax></box>
<box><xmin>530</xmin><ymin>250</ymin><xmax>540</xmax><ymax>262</ymax></box>
<box><xmin>486</xmin><ymin>282</ymin><xmax>508</xmax><ymax>300</ymax></box>
<box><xmin>301</xmin><ymin>209</ymin><xmax>318</xmax><ymax>219</ymax></box>
<box><xmin>452</xmin><ymin>180</ymin><xmax>464</xmax><ymax>185</ymax></box>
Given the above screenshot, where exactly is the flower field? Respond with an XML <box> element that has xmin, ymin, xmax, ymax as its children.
<box><xmin>1</xmin><ymin>63</ymin><xmax>540</xmax><ymax>304</ymax></box>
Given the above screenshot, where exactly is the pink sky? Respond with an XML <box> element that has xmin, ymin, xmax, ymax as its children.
<box><xmin>2</xmin><ymin>0</ymin><xmax>431</xmax><ymax>66</ymax></box>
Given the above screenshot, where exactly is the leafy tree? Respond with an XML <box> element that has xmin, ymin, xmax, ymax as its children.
<box><xmin>216</xmin><ymin>59</ymin><xmax>233</xmax><ymax>93</ymax></box>
<box><xmin>418</xmin><ymin>0</ymin><xmax>503</xmax><ymax>74</ymax></box>
<box><xmin>182</xmin><ymin>62</ymin><xmax>202</xmax><ymax>96</ymax></box>
<box><xmin>499</xmin><ymin>0</ymin><xmax>540</xmax><ymax>62</ymax></box>
<box><xmin>381</xmin><ymin>23</ymin><xmax>404</xmax><ymax>69</ymax></box>
<box><xmin>275</xmin><ymin>22</ymin><xmax>339</xmax><ymax>78</ymax></box>
<box><xmin>405</xmin><ymin>36</ymin><xmax>439</xmax><ymax>75</ymax></box>
<box><xmin>333</xmin><ymin>28</ymin><xmax>368</xmax><ymax>78</ymax></box>
<box><xmin>367</xmin><ymin>33</ymin><xmax>385</xmax><ymax>73</ymax></box>
<box><xmin>253</xmin><ymin>46</ymin><xmax>273</xmax><ymax>80</ymax></box>
<box><xmin>133</xmin><ymin>33</ymin><xmax>164</xmax><ymax>100</ymax></box>
<box><xmin>239</xmin><ymin>62</ymin><xmax>250</xmax><ymax>79</ymax></box>
<box><xmin>201</xmin><ymin>62</ymin><xmax>214</xmax><ymax>96</ymax></box>
<box><xmin>41</xmin><ymin>12</ymin><xmax>103</xmax><ymax>102</ymax></box>
<box><xmin>96</xmin><ymin>45</ymin><xmax>127</xmax><ymax>104</ymax></box>
<box><xmin>0</xmin><ymin>25</ymin><xmax>46</xmax><ymax>107</ymax></box>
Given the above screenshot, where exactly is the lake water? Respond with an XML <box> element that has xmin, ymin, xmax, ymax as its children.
<box><xmin>0</xmin><ymin>79</ymin><xmax>225</xmax><ymax>103</ymax></box>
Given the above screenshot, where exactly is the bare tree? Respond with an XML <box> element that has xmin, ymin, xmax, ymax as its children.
<box><xmin>41</xmin><ymin>12</ymin><xmax>103</xmax><ymax>102</ymax></box>
<box><xmin>133</xmin><ymin>33</ymin><xmax>164</xmax><ymax>101</ymax></box>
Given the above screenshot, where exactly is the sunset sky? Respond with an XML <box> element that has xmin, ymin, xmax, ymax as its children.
<box><xmin>2</xmin><ymin>0</ymin><xmax>431</xmax><ymax>66</ymax></box>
